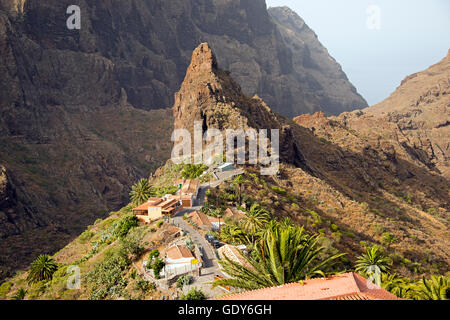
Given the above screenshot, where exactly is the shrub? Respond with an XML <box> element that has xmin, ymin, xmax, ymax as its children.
<box><xmin>330</xmin><ymin>224</ymin><xmax>339</xmax><ymax>232</ymax></box>
<box><xmin>271</xmin><ymin>186</ymin><xmax>287</xmax><ymax>195</ymax></box>
<box><xmin>371</xmin><ymin>223</ymin><xmax>384</xmax><ymax>235</ymax></box>
<box><xmin>79</xmin><ymin>230</ymin><xmax>95</xmax><ymax>243</ymax></box>
<box><xmin>135</xmin><ymin>277</ymin><xmax>153</xmax><ymax>293</ymax></box>
<box><xmin>0</xmin><ymin>282</ymin><xmax>13</xmax><ymax>299</ymax></box>
<box><xmin>120</xmin><ymin>236</ymin><xmax>144</xmax><ymax>260</ymax></box>
<box><xmin>152</xmin><ymin>258</ymin><xmax>165</xmax><ymax>279</ymax></box>
<box><xmin>87</xmin><ymin>252</ymin><xmax>129</xmax><ymax>300</ymax></box>
<box><xmin>381</xmin><ymin>232</ymin><xmax>397</xmax><ymax>247</ymax></box>
<box><xmin>115</xmin><ymin>215</ymin><xmax>139</xmax><ymax>238</ymax></box>
<box><xmin>27</xmin><ymin>254</ymin><xmax>58</xmax><ymax>284</ymax></box>
<box><xmin>176</xmin><ymin>275</ymin><xmax>193</xmax><ymax>289</ymax></box>
<box><xmin>146</xmin><ymin>249</ymin><xmax>160</xmax><ymax>270</ymax></box>
<box><xmin>179</xmin><ymin>288</ymin><xmax>206</xmax><ymax>300</ymax></box>
<box><xmin>156</xmin><ymin>220</ymin><xmax>164</xmax><ymax>228</ymax></box>
<box><xmin>186</xmin><ymin>238</ymin><xmax>195</xmax><ymax>251</ymax></box>
<box><xmin>181</xmin><ymin>164</ymin><xmax>209</xmax><ymax>179</ymax></box>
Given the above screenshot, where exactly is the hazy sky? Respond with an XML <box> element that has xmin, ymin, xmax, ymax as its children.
<box><xmin>266</xmin><ymin>0</ymin><xmax>450</xmax><ymax>105</ymax></box>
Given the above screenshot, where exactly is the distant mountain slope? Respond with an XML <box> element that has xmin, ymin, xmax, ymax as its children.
<box><xmin>268</xmin><ymin>6</ymin><xmax>367</xmax><ymax>116</ymax></box>
<box><xmin>361</xmin><ymin>50</ymin><xmax>450</xmax><ymax>178</ymax></box>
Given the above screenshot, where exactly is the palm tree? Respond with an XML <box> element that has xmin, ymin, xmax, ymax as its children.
<box><xmin>416</xmin><ymin>275</ymin><xmax>449</xmax><ymax>300</ymax></box>
<box><xmin>213</xmin><ymin>223</ymin><xmax>345</xmax><ymax>290</ymax></box>
<box><xmin>241</xmin><ymin>204</ymin><xmax>271</xmax><ymax>244</ymax></box>
<box><xmin>381</xmin><ymin>273</ymin><xmax>414</xmax><ymax>299</ymax></box>
<box><xmin>220</xmin><ymin>225</ymin><xmax>248</xmax><ymax>245</ymax></box>
<box><xmin>355</xmin><ymin>245</ymin><xmax>391</xmax><ymax>276</ymax></box>
<box><xmin>27</xmin><ymin>254</ymin><xmax>58</xmax><ymax>284</ymax></box>
<box><xmin>232</xmin><ymin>175</ymin><xmax>245</xmax><ymax>205</ymax></box>
<box><xmin>129</xmin><ymin>178</ymin><xmax>153</xmax><ymax>206</ymax></box>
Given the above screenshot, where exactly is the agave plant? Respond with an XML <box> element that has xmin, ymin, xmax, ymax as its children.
<box><xmin>213</xmin><ymin>223</ymin><xmax>345</xmax><ymax>290</ymax></box>
<box><xmin>129</xmin><ymin>178</ymin><xmax>153</xmax><ymax>206</ymax></box>
<box><xmin>27</xmin><ymin>254</ymin><xmax>58</xmax><ymax>284</ymax></box>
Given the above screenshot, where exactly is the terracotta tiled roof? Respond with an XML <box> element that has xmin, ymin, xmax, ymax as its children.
<box><xmin>157</xmin><ymin>198</ymin><xmax>178</xmax><ymax>209</ymax></box>
<box><xmin>167</xmin><ymin>194</ymin><xmax>192</xmax><ymax>201</ymax></box>
<box><xmin>132</xmin><ymin>198</ymin><xmax>163</xmax><ymax>211</ymax></box>
<box><xmin>211</xmin><ymin>273</ymin><xmax>407</xmax><ymax>300</ymax></box>
<box><xmin>181</xmin><ymin>179</ymin><xmax>200</xmax><ymax>195</ymax></box>
<box><xmin>166</xmin><ymin>245</ymin><xmax>194</xmax><ymax>260</ymax></box>
<box><xmin>188</xmin><ymin>211</ymin><xmax>212</xmax><ymax>227</ymax></box>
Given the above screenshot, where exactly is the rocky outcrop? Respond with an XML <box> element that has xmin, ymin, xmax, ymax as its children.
<box><xmin>173</xmin><ymin>43</ymin><xmax>309</xmax><ymax>169</ymax></box>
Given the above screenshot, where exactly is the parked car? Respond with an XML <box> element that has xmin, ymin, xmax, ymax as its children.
<box><xmin>212</xmin><ymin>240</ymin><xmax>224</xmax><ymax>248</ymax></box>
<box><xmin>205</xmin><ymin>234</ymin><xmax>215</xmax><ymax>243</ymax></box>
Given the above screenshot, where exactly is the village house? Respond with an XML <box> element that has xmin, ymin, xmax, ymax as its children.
<box><xmin>188</xmin><ymin>211</ymin><xmax>225</xmax><ymax>231</ymax></box>
<box><xmin>174</xmin><ymin>179</ymin><xmax>200</xmax><ymax>208</ymax></box>
<box><xmin>163</xmin><ymin>245</ymin><xmax>200</xmax><ymax>277</ymax></box>
<box><xmin>211</xmin><ymin>272</ymin><xmax>407</xmax><ymax>300</ymax></box>
<box><xmin>165</xmin><ymin>245</ymin><xmax>195</xmax><ymax>265</ymax></box>
<box><xmin>132</xmin><ymin>197</ymin><xmax>182</xmax><ymax>223</ymax></box>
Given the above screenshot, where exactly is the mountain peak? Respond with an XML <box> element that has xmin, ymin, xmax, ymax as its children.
<box><xmin>186</xmin><ymin>42</ymin><xmax>218</xmax><ymax>76</ymax></box>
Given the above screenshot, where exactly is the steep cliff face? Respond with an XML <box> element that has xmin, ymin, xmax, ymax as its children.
<box><xmin>0</xmin><ymin>0</ymin><xmax>366</xmax><ymax>114</ymax></box>
<box><xmin>0</xmin><ymin>165</ymin><xmax>45</xmax><ymax>239</ymax></box>
<box><xmin>268</xmin><ymin>6</ymin><xmax>367</xmax><ymax>116</ymax></box>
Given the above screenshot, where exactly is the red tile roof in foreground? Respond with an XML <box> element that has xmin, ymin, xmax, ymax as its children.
<box><xmin>211</xmin><ymin>273</ymin><xmax>407</xmax><ymax>300</ymax></box>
